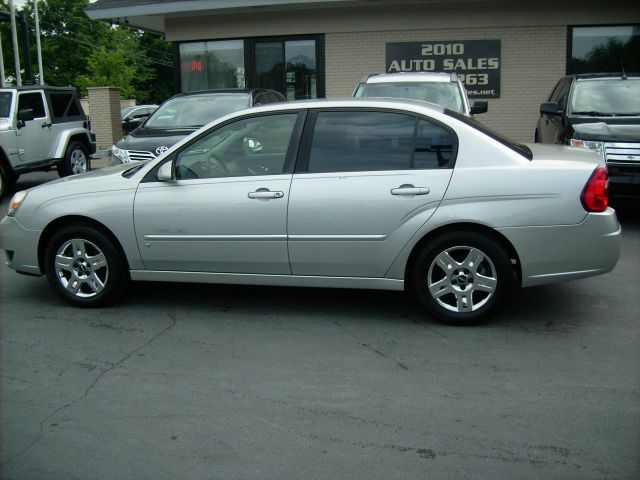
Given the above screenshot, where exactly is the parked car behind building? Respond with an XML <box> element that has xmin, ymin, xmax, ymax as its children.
<box><xmin>110</xmin><ymin>89</ymin><xmax>285</xmax><ymax>165</ymax></box>
<box><xmin>535</xmin><ymin>73</ymin><xmax>640</xmax><ymax>205</ymax></box>
<box><xmin>0</xmin><ymin>86</ymin><xmax>96</xmax><ymax>198</ymax></box>
<box><xmin>353</xmin><ymin>72</ymin><xmax>488</xmax><ymax>116</ymax></box>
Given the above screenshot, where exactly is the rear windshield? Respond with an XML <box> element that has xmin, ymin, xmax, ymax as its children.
<box><xmin>355</xmin><ymin>82</ymin><xmax>465</xmax><ymax>113</ymax></box>
<box><xmin>446</xmin><ymin>109</ymin><xmax>533</xmax><ymax>160</ymax></box>
<box><xmin>144</xmin><ymin>94</ymin><xmax>251</xmax><ymax>129</ymax></box>
<box><xmin>569</xmin><ymin>78</ymin><xmax>640</xmax><ymax>116</ymax></box>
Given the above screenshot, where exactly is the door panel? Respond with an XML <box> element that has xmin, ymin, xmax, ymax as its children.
<box><xmin>16</xmin><ymin>92</ymin><xmax>52</xmax><ymax>162</ymax></box>
<box><xmin>288</xmin><ymin>170</ymin><xmax>453</xmax><ymax>277</ymax></box>
<box><xmin>134</xmin><ymin>175</ymin><xmax>291</xmax><ymax>273</ymax></box>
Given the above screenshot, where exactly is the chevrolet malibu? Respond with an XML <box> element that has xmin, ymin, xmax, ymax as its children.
<box><xmin>0</xmin><ymin>99</ymin><xmax>621</xmax><ymax>325</ymax></box>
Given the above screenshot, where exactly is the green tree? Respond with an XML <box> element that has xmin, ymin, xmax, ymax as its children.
<box><xmin>0</xmin><ymin>0</ymin><xmax>175</xmax><ymax>103</ymax></box>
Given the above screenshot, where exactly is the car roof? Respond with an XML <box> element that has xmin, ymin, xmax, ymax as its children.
<box><xmin>572</xmin><ymin>73</ymin><xmax>640</xmax><ymax>81</ymax></box>
<box><xmin>173</xmin><ymin>88</ymin><xmax>277</xmax><ymax>98</ymax></box>
<box><xmin>0</xmin><ymin>85</ymin><xmax>77</xmax><ymax>92</ymax></box>
<box><xmin>361</xmin><ymin>72</ymin><xmax>459</xmax><ymax>84</ymax></box>
<box><xmin>235</xmin><ymin>97</ymin><xmax>446</xmax><ymax>115</ymax></box>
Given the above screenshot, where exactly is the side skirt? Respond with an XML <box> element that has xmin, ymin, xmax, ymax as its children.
<box><xmin>130</xmin><ymin>270</ymin><xmax>405</xmax><ymax>291</ymax></box>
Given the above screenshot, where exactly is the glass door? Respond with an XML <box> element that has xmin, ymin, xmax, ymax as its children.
<box><xmin>253</xmin><ymin>38</ymin><xmax>318</xmax><ymax>99</ymax></box>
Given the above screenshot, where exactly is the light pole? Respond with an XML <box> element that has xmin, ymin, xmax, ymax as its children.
<box><xmin>9</xmin><ymin>0</ymin><xmax>21</xmax><ymax>86</ymax></box>
<box><xmin>34</xmin><ymin>0</ymin><xmax>43</xmax><ymax>85</ymax></box>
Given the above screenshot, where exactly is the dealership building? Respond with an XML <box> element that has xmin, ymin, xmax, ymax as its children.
<box><xmin>86</xmin><ymin>0</ymin><xmax>639</xmax><ymax>142</ymax></box>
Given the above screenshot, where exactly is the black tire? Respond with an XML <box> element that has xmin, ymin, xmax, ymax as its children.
<box><xmin>411</xmin><ymin>231</ymin><xmax>515</xmax><ymax>326</ymax></box>
<box><xmin>45</xmin><ymin>225</ymin><xmax>129</xmax><ymax>307</ymax></box>
<box><xmin>59</xmin><ymin>141</ymin><xmax>90</xmax><ymax>177</ymax></box>
<box><xmin>0</xmin><ymin>162</ymin><xmax>9</xmax><ymax>199</ymax></box>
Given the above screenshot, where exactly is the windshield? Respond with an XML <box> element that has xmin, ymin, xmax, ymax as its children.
<box><xmin>570</xmin><ymin>79</ymin><xmax>640</xmax><ymax>116</ymax></box>
<box><xmin>121</xmin><ymin>107</ymin><xmax>136</xmax><ymax>118</ymax></box>
<box><xmin>355</xmin><ymin>82</ymin><xmax>465</xmax><ymax>112</ymax></box>
<box><xmin>144</xmin><ymin>94</ymin><xmax>251</xmax><ymax>129</ymax></box>
<box><xmin>0</xmin><ymin>92</ymin><xmax>13</xmax><ymax>118</ymax></box>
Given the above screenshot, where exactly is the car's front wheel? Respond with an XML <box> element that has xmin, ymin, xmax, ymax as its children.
<box><xmin>412</xmin><ymin>231</ymin><xmax>515</xmax><ymax>325</ymax></box>
<box><xmin>45</xmin><ymin>225</ymin><xmax>129</xmax><ymax>307</ymax></box>
<box><xmin>59</xmin><ymin>141</ymin><xmax>90</xmax><ymax>177</ymax></box>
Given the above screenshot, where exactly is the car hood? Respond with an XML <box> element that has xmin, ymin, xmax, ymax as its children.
<box><xmin>527</xmin><ymin>143</ymin><xmax>602</xmax><ymax>164</ymax></box>
<box><xmin>27</xmin><ymin>164</ymin><xmax>138</xmax><ymax>199</ymax></box>
<box><xmin>115</xmin><ymin>127</ymin><xmax>198</xmax><ymax>153</ymax></box>
<box><xmin>570</xmin><ymin>120</ymin><xmax>640</xmax><ymax>143</ymax></box>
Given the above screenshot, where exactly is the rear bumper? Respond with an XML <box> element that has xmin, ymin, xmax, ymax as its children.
<box><xmin>0</xmin><ymin>215</ymin><xmax>42</xmax><ymax>275</ymax></box>
<box><xmin>497</xmin><ymin>208</ymin><xmax>621</xmax><ymax>287</ymax></box>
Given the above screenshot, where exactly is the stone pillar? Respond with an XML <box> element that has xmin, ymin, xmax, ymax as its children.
<box><xmin>87</xmin><ymin>87</ymin><xmax>121</xmax><ymax>150</ymax></box>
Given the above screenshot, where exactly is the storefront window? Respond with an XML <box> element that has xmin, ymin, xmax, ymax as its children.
<box><xmin>178</xmin><ymin>36</ymin><xmax>323</xmax><ymax>98</ymax></box>
<box><xmin>179</xmin><ymin>40</ymin><xmax>245</xmax><ymax>92</ymax></box>
<box><xmin>568</xmin><ymin>25</ymin><xmax>640</xmax><ymax>74</ymax></box>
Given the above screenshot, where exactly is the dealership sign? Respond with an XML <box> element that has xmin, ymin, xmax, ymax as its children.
<box><xmin>386</xmin><ymin>40</ymin><xmax>501</xmax><ymax>98</ymax></box>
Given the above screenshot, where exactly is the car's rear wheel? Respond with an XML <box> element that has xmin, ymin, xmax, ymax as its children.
<box><xmin>412</xmin><ymin>231</ymin><xmax>515</xmax><ymax>325</ymax></box>
<box><xmin>59</xmin><ymin>141</ymin><xmax>90</xmax><ymax>177</ymax></box>
<box><xmin>45</xmin><ymin>225</ymin><xmax>128</xmax><ymax>307</ymax></box>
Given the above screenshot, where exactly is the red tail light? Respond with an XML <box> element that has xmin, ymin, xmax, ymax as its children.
<box><xmin>581</xmin><ymin>167</ymin><xmax>609</xmax><ymax>212</ymax></box>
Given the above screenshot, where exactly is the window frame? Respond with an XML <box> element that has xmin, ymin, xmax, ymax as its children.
<box><xmin>44</xmin><ymin>90</ymin><xmax>85</xmax><ymax>124</ymax></box>
<box><xmin>295</xmin><ymin>108</ymin><xmax>459</xmax><ymax>174</ymax></box>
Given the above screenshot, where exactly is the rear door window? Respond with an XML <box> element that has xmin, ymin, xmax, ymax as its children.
<box><xmin>305</xmin><ymin>110</ymin><xmax>456</xmax><ymax>173</ymax></box>
<box><xmin>307</xmin><ymin>111</ymin><xmax>415</xmax><ymax>173</ymax></box>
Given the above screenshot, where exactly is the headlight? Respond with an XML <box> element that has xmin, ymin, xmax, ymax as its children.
<box><xmin>570</xmin><ymin>139</ymin><xmax>604</xmax><ymax>157</ymax></box>
<box><xmin>7</xmin><ymin>191</ymin><xmax>28</xmax><ymax>217</ymax></box>
<box><xmin>111</xmin><ymin>146</ymin><xmax>130</xmax><ymax>164</ymax></box>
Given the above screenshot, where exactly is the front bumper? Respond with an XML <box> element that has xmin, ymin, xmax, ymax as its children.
<box><xmin>0</xmin><ymin>215</ymin><xmax>42</xmax><ymax>275</ymax></box>
<box><xmin>608</xmin><ymin>165</ymin><xmax>640</xmax><ymax>206</ymax></box>
<box><xmin>497</xmin><ymin>208</ymin><xmax>621</xmax><ymax>288</ymax></box>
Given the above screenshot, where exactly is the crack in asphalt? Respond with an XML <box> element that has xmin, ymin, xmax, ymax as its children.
<box><xmin>333</xmin><ymin>320</ymin><xmax>410</xmax><ymax>371</ymax></box>
<box><xmin>0</xmin><ymin>312</ymin><xmax>177</xmax><ymax>470</ymax></box>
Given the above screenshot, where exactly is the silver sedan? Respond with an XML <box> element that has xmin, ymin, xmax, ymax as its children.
<box><xmin>0</xmin><ymin>99</ymin><xmax>621</xmax><ymax>325</ymax></box>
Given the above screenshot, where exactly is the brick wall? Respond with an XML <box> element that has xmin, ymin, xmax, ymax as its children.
<box><xmin>326</xmin><ymin>26</ymin><xmax>566</xmax><ymax>142</ymax></box>
<box><xmin>87</xmin><ymin>87</ymin><xmax>122</xmax><ymax>150</ymax></box>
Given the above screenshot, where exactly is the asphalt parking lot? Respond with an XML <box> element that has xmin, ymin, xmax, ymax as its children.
<box><xmin>1</xmin><ymin>172</ymin><xmax>639</xmax><ymax>480</ymax></box>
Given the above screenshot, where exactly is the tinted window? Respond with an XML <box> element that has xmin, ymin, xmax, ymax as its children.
<box><xmin>308</xmin><ymin>111</ymin><xmax>415</xmax><ymax>173</ymax></box>
<box><xmin>18</xmin><ymin>92</ymin><xmax>46</xmax><ymax>118</ymax></box>
<box><xmin>176</xmin><ymin>113</ymin><xmax>298</xmax><ymax>180</ymax></box>
<box><xmin>413</xmin><ymin>119</ymin><xmax>455</xmax><ymax>169</ymax></box>
<box><xmin>50</xmin><ymin>93</ymin><xmax>74</xmax><ymax>118</ymax></box>
<box><xmin>67</xmin><ymin>98</ymin><xmax>81</xmax><ymax>117</ymax></box>
<box><xmin>446</xmin><ymin>109</ymin><xmax>532</xmax><ymax>160</ymax></box>
<box><xmin>0</xmin><ymin>92</ymin><xmax>12</xmax><ymax>118</ymax></box>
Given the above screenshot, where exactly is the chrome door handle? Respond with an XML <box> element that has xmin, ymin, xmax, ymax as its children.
<box><xmin>248</xmin><ymin>189</ymin><xmax>284</xmax><ymax>199</ymax></box>
<box><xmin>391</xmin><ymin>184</ymin><xmax>430</xmax><ymax>196</ymax></box>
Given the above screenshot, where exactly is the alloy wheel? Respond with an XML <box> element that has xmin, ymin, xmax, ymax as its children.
<box><xmin>54</xmin><ymin>238</ymin><xmax>109</xmax><ymax>298</ymax></box>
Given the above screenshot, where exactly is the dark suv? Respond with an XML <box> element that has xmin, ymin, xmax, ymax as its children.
<box><xmin>110</xmin><ymin>89</ymin><xmax>285</xmax><ymax>165</ymax></box>
<box><xmin>535</xmin><ymin>73</ymin><xmax>640</xmax><ymax>205</ymax></box>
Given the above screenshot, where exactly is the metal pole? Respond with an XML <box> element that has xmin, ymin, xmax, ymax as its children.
<box><xmin>9</xmin><ymin>0</ymin><xmax>20</xmax><ymax>86</ymax></box>
<box><xmin>34</xmin><ymin>0</ymin><xmax>43</xmax><ymax>85</ymax></box>
<box><xmin>19</xmin><ymin>11</ymin><xmax>32</xmax><ymax>84</ymax></box>
<box><xmin>0</xmin><ymin>35</ymin><xmax>6</xmax><ymax>87</ymax></box>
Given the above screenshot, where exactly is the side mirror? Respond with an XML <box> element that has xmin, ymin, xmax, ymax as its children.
<box><xmin>470</xmin><ymin>100</ymin><xmax>488</xmax><ymax>115</ymax></box>
<box><xmin>540</xmin><ymin>102</ymin><xmax>561</xmax><ymax>116</ymax></box>
<box><xmin>17</xmin><ymin>108</ymin><xmax>35</xmax><ymax>128</ymax></box>
<box><xmin>157</xmin><ymin>161</ymin><xmax>174</xmax><ymax>181</ymax></box>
